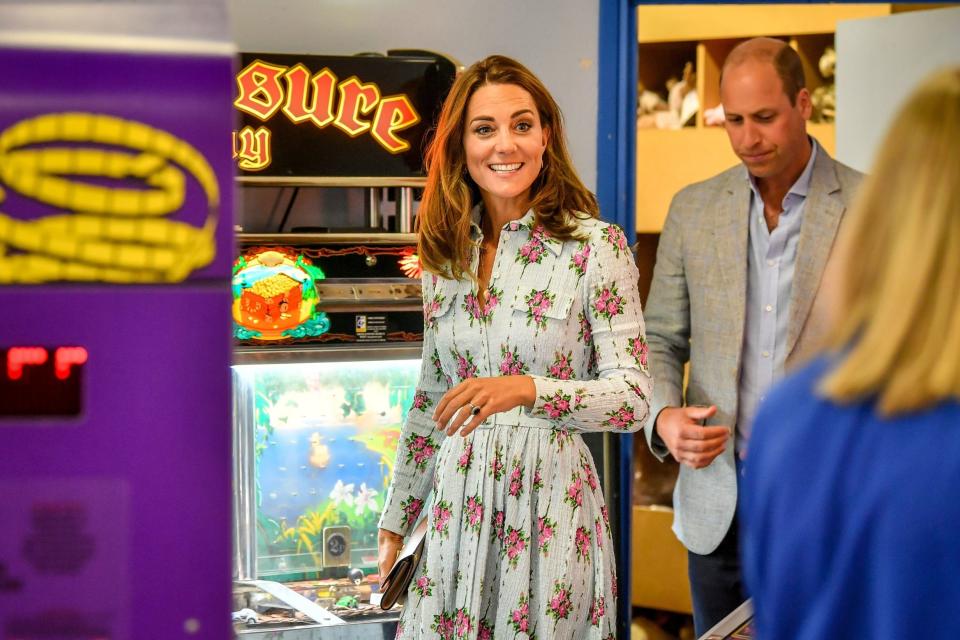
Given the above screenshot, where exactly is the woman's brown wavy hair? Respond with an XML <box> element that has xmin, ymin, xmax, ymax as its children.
<box><xmin>417</xmin><ymin>55</ymin><xmax>599</xmax><ymax>280</ymax></box>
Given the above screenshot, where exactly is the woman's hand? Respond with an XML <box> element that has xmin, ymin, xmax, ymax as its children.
<box><xmin>433</xmin><ymin>375</ymin><xmax>536</xmax><ymax>437</ymax></box>
<box><xmin>377</xmin><ymin>528</ymin><xmax>404</xmax><ymax>581</ymax></box>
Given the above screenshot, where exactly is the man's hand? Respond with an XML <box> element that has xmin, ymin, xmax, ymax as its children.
<box><xmin>655</xmin><ymin>405</ymin><xmax>731</xmax><ymax>469</ymax></box>
<box><xmin>377</xmin><ymin>528</ymin><xmax>404</xmax><ymax>581</ymax></box>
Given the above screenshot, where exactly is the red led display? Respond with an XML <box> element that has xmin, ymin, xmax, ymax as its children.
<box><xmin>1</xmin><ymin>346</ymin><xmax>86</xmax><ymax>417</ymax></box>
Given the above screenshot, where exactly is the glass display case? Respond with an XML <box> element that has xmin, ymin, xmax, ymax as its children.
<box><xmin>233</xmin><ymin>344</ymin><xmax>421</xmax><ymax>634</ymax></box>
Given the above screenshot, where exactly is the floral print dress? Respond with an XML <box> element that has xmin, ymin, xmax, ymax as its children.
<box><xmin>379</xmin><ymin>209</ymin><xmax>652</xmax><ymax>639</ymax></box>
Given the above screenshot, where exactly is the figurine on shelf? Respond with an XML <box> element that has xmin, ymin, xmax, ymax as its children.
<box><xmin>811</xmin><ymin>46</ymin><xmax>836</xmax><ymax>123</ymax></box>
<box><xmin>636</xmin><ymin>80</ymin><xmax>669</xmax><ymax>129</ymax></box>
<box><xmin>637</xmin><ymin>61</ymin><xmax>698</xmax><ymax>130</ymax></box>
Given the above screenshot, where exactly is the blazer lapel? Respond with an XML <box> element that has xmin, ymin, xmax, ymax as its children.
<box><xmin>786</xmin><ymin>153</ymin><xmax>845</xmax><ymax>357</ymax></box>
<box><xmin>712</xmin><ymin>172</ymin><xmax>750</xmax><ymax>362</ymax></box>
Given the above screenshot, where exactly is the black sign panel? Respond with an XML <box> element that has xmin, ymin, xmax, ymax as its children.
<box><xmin>233</xmin><ymin>52</ymin><xmax>455</xmax><ymax>178</ymax></box>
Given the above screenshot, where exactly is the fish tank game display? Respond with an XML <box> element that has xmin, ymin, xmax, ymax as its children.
<box><xmin>232</xmin><ymin>348</ymin><xmax>421</xmax><ymax>626</ymax></box>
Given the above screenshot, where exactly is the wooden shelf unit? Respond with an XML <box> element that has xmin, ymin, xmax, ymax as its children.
<box><xmin>634</xmin><ymin>4</ymin><xmax>891</xmax><ymax>233</ymax></box>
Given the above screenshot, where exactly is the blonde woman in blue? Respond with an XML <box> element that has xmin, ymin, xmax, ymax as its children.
<box><xmin>377</xmin><ymin>55</ymin><xmax>652</xmax><ymax>639</ymax></box>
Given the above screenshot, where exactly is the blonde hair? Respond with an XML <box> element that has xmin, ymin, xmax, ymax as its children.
<box><xmin>819</xmin><ymin>67</ymin><xmax>960</xmax><ymax>414</ymax></box>
<box><xmin>417</xmin><ymin>55</ymin><xmax>598</xmax><ymax>281</ymax></box>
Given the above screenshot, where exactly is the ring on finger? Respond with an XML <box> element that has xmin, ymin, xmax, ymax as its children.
<box><xmin>467</xmin><ymin>402</ymin><xmax>481</xmax><ymax>416</ymax></box>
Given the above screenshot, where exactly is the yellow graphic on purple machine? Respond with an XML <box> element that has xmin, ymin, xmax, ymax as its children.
<box><xmin>0</xmin><ymin>112</ymin><xmax>219</xmax><ymax>283</ymax></box>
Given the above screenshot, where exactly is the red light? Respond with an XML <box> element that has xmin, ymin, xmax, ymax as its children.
<box><xmin>7</xmin><ymin>346</ymin><xmax>48</xmax><ymax>380</ymax></box>
<box><xmin>54</xmin><ymin>346</ymin><xmax>88</xmax><ymax>380</ymax></box>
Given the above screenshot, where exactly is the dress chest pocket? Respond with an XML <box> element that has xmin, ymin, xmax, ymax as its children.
<box><xmin>509</xmin><ymin>273</ymin><xmax>578</xmax><ymax>331</ymax></box>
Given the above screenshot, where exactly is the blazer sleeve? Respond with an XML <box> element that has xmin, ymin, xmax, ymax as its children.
<box><xmin>525</xmin><ymin>223</ymin><xmax>653</xmax><ymax>434</ymax></box>
<box><xmin>643</xmin><ymin>194</ymin><xmax>691</xmax><ymax>460</ymax></box>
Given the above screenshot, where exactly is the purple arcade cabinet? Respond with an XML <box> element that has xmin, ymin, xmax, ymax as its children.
<box><xmin>0</xmin><ymin>3</ymin><xmax>234</xmax><ymax>638</ymax></box>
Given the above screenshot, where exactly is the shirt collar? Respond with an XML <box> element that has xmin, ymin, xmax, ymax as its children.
<box><xmin>471</xmin><ymin>207</ymin><xmax>562</xmax><ymax>255</ymax></box>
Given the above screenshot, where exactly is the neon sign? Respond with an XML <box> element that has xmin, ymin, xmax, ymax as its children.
<box><xmin>232</xmin><ymin>59</ymin><xmax>420</xmax><ymax>172</ymax></box>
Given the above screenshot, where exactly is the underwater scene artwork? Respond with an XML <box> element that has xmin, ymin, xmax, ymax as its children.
<box><xmin>235</xmin><ymin>358</ymin><xmax>420</xmax><ymax>579</ymax></box>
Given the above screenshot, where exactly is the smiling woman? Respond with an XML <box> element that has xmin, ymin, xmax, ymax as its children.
<box><xmin>376</xmin><ymin>55</ymin><xmax>651</xmax><ymax>640</ymax></box>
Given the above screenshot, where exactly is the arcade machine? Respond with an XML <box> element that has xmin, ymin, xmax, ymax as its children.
<box><xmin>0</xmin><ymin>3</ymin><xmax>235</xmax><ymax>639</ymax></box>
<box><xmin>229</xmin><ymin>51</ymin><xmax>455</xmax><ymax>639</ymax></box>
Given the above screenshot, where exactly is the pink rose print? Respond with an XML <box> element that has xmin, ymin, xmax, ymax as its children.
<box><xmin>593</xmin><ymin>284</ymin><xmax>625</xmax><ymax>321</ymax></box>
<box><xmin>463</xmin><ymin>286</ymin><xmax>501</xmax><ymax>326</ymax></box>
<box><xmin>627</xmin><ymin>380</ymin><xmax>647</xmax><ymax>399</ymax></box>
<box><xmin>395</xmin><ymin>621</ymin><xmax>404</xmax><ymax>639</ymax></box>
<box><xmin>628</xmin><ymin>335</ymin><xmax>649</xmax><ymax>369</ymax></box>
<box><xmin>411</xmin><ymin>390</ymin><xmax>432</xmax><ymax>413</ymax></box>
<box><xmin>452</xmin><ymin>349</ymin><xmax>478</xmax><ymax>381</ymax></box>
<box><xmin>547</xmin><ymin>581</ymin><xmax>574</xmax><ymax>622</ymax></box>
<box><xmin>533</xmin><ymin>459</ymin><xmax>544</xmax><ymax>490</ymax></box>
<box><xmin>478</xmin><ymin>619</ymin><xmax>494</xmax><ymax>640</ymax></box>
<box><xmin>432</xmin><ymin>500</ymin><xmax>453</xmax><ymax>538</ymax></box>
<box><xmin>547</xmin><ymin>350</ymin><xmax>575</xmax><ymax>380</ymax></box>
<box><xmin>454</xmin><ymin>607</ymin><xmax>474</xmax><ymax>639</ymax></box>
<box><xmin>404</xmin><ymin>433</ymin><xmax>438</xmax><ymax>472</ymax></box>
<box><xmin>549</xmin><ymin>427</ymin><xmax>574</xmax><ymax>451</ymax></box>
<box><xmin>582</xmin><ymin>458</ymin><xmax>598</xmax><ymax>491</ymax></box>
<box><xmin>431</xmin><ymin>348</ymin><xmax>450</xmax><ymax>385</ymax></box>
<box><xmin>499</xmin><ymin>344</ymin><xmax>529</xmax><ymax>376</ymax></box>
<box><xmin>508</xmin><ymin>462</ymin><xmax>524</xmax><ymax>498</ymax></box>
<box><xmin>590</xmin><ymin>596</ymin><xmax>606</xmax><ymax>626</ymax></box>
<box><xmin>537</xmin><ymin>390</ymin><xmax>572</xmax><ymax>419</ymax></box>
<box><xmin>502</xmin><ymin>526</ymin><xmax>529</xmax><ymax>568</ymax></box>
<box><xmin>464</xmin><ymin>494</ymin><xmax>484</xmax><ymax>533</ymax></box>
<box><xmin>578</xmin><ymin>311</ymin><xmax>593</xmax><ymax>345</ymax></box>
<box><xmin>524</xmin><ymin>288</ymin><xmax>555</xmax><ymax>331</ymax></box>
<box><xmin>570</xmin><ymin>240</ymin><xmax>591</xmax><ymax>277</ymax></box>
<box><xmin>431</xmin><ymin>611</ymin><xmax>456</xmax><ymax>640</ymax></box>
<box><xmin>424</xmin><ymin>293</ymin><xmax>446</xmax><ymax>329</ymax></box>
<box><xmin>517</xmin><ymin>235</ymin><xmax>546</xmax><ymax>265</ymax></box>
<box><xmin>400</xmin><ymin>496</ymin><xmax>424</xmax><ymax>528</ymax></box>
<box><xmin>456</xmin><ymin>443</ymin><xmax>474</xmax><ymax>474</ymax></box>
<box><xmin>490</xmin><ymin>445</ymin><xmax>505</xmax><ymax>481</ymax></box>
<box><xmin>602</xmin><ymin>224</ymin><xmax>628</xmax><ymax>258</ymax></box>
<box><xmin>575</xmin><ymin>526</ymin><xmax>592</xmax><ymax>562</ymax></box>
<box><xmin>612</xmin><ymin>579</ymin><xmax>619</xmax><ymax>599</ymax></box>
<box><xmin>491</xmin><ymin>509</ymin><xmax>506</xmax><ymax>542</ymax></box>
<box><xmin>595</xmin><ymin>517</ymin><xmax>604</xmax><ymax>549</ymax></box>
<box><xmin>604</xmin><ymin>402</ymin><xmax>637</xmax><ymax>431</ymax></box>
<box><xmin>538</xmin><ymin>515</ymin><xmax>556</xmax><ymax>554</ymax></box>
<box><xmin>574</xmin><ymin>388</ymin><xmax>588</xmax><ymax>410</ymax></box>
<box><xmin>601</xmin><ymin>504</ymin><xmax>612</xmax><ymax>533</ymax></box>
<box><xmin>565</xmin><ymin>472</ymin><xmax>584</xmax><ymax>510</ymax></box>
<box><xmin>509</xmin><ymin>593</ymin><xmax>531</xmax><ymax>634</ymax></box>
<box><xmin>413</xmin><ymin>574</ymin><xmax>434</xmax><ymax>598</ymax></box>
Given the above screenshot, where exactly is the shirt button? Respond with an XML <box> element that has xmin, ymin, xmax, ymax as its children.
<box><xmin>767</xmin><ymin>259</ymin><xmax>776</xmax><ymax>267</ymax></box>
<box><xmin>765</xmin><ymin>304</ymin><xmax>773</xmax><ymax>312</ymax></box>
<box><xmin>762</xmin><ymin>350</ymin><xmax>770</xmax><ymax>358</ymax></box>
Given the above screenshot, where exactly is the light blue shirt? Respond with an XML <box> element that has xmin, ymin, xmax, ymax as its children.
<box><xmin>736</xmin><ymin>140</ymin><xmax>818</xmax><ymax>448</ymax></box>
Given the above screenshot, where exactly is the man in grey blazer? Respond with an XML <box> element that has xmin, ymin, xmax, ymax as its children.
<box><xmin>643</xmin><ymin>38</ymin><xmax>864</xmax><ymax>636</ymax></box>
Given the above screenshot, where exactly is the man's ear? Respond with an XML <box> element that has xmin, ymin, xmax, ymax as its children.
<box><xmin>797</xmin><ymin>87</ymin><xmax>813</xmax><ymax>120</ymax></box>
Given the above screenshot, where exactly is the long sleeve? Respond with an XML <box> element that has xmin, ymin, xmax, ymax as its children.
<box><xmin>525</xmin><ymin>223</ymin><xmax>652</xmax><ymax>433</ymax></box>
<box><xmin>378</xmin><ymin>274</ymin><xmax>449</xmax><ymax>536</ymax></box>
<box><xmin>642</xmin><ymin>197</ymin><xmax>691</xmax><ymax>460</ymax></box>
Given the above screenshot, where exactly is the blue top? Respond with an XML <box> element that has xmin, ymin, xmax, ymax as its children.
<box><xmin>737</xmin><ymin>140</ymin><xmax>818</xmax><ymax>447</ymax></box>
<box><xmin>741</xmin><ymin>356</ymin><xmax>960</xmax><ymax>639</ymax></box>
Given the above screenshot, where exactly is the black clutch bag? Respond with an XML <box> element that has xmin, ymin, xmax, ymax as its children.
<box><xmin>379</xmin><ymin>517</ymin><xmax>428</xmax><ymax>610</ymax></box>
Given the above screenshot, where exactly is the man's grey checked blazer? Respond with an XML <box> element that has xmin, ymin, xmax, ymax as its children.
<box><xmin>643</xmin><ymin>145</ymin><xmax>864</xmax><ymax>555</ymax></box>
